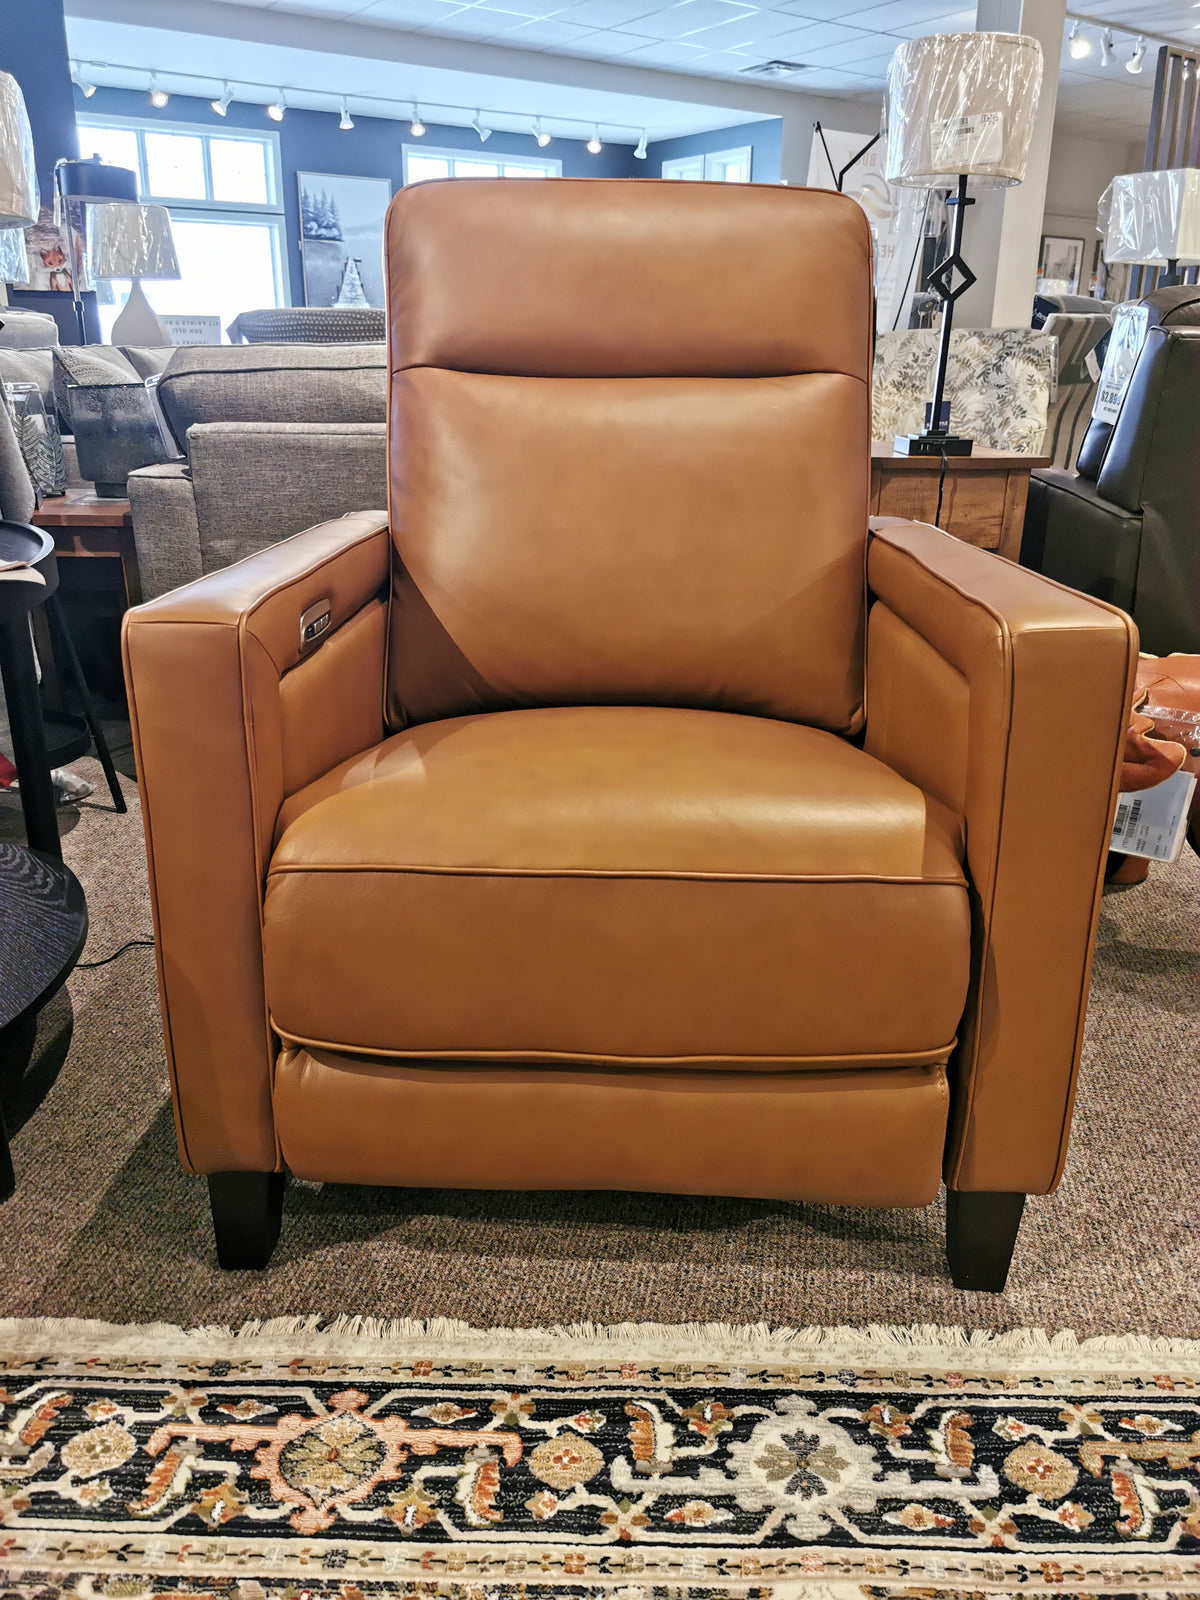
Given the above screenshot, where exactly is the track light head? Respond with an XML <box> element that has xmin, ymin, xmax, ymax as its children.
<box><xmin>586</xmin><ymin>124</ymin><xmax>602</xmax><ymax>155</ymax></box>
<box><xmin>1067</xmin><ymin>20</ymin><xmax>1090</xmax><ymax>58</ymax></box>
<box><xmin>472</xmin><ymin>113</ymin><xmax>491</xmax><ymax>142</ymax></box>
<box><xmin>71</xmin><ymin>62</ymin><xmax>97</xmax><ymax>98</ymax></box>
<box><xmin>410</xmin><ymin>105</ymin><xmax>426</xmax><ymax>137</ymax></box>
<box><xmin>148</xmin><ymin>74</ymin><xmax>169</xmax><ymax>108</ymax></box>
<box><xmin>211</xmin><ymin>82</ymin><xmax>233</xmax><ymax>115</ymax></box>
<box><xmin>1126</xmin><ymin>34</ymin><xmax>1146</xmax><ymax>72</ymax></box>
<box><xmin>634</xmin><ymin>129</ymin><xmax>648</xmax><ymax>159</ymax></box>
<box><xmin>267</xmin><ymin>92</ymin><xmax>286</xmax><ymax>121</ymax></box>
<box><xmin>339</xmin><ymin>98</ymin><xmax>354</xmax><ymax>130</ymax></box>
<box><xmin>1099</xmin><ymin>27</ymin><xmax>1113</xmax><ymax>65</ymax></box>
<box><xmin>533</xmin><ymin>118</ymin><xmax>551</xmax><ymax>147</ymax></box>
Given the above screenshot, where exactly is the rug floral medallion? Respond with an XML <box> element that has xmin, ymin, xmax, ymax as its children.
<box><xmin>1</xmin><ymin>1320</ymin><xmax>1198</xmax><ymax>1599</ymax></box>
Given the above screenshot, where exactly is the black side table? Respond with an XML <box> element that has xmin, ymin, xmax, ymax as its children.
<box><xmin>0</xmin><ymin>522</ymin><xmax>90</xmax><ymax>1199</ymax></box>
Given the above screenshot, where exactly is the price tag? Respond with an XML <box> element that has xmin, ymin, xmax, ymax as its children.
<box><xmin>1110</xmin><ymin>770</ymin><xmax>1196</xmax><ymax>862</ymax></box>
<box><xmin>932</xmin><ymin>111</ymin><xmax>1004</xmax><ymax>170</ymax></box>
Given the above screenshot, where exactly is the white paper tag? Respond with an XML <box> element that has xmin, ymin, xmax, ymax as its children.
<box><xmin>1110</xmin><ymin>770</ymin><xmax>1197</xmax><ymax>862</ymax></box>
<box><xmin>1084</xmin><ymin>348</ymin><xmax>1102</xmax><ymax>382</ymax></box>
<box><xmin>1091</xmin><ymin>304</ymin><xmax>1149</xmax><ymax>424</ymax></box>
<box><xmin>932</xmin><ymin>111</ymin><xmax>1004</xmax><ymax>170</ymax></box>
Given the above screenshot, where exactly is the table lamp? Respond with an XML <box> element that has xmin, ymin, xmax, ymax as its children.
<box><xmin>54</xmin><ymin>157</ymin><xmax>139</xmax><ymax>343</ymax></box>
<box><xmin>89</xmin><ymin>202</ymin><xmax>180</xmax><ymax>345</ymax></box>
<box><xmin>885</xmin><ymin>31</ymin><xmax>1043</xmax><ymax>456</ymax></box>
<box><xmin>1103</xmin><ymin>169</ymin><xmax>1200</xmax><ymax>287</ymax></box>
<box><xmin>0</xmin><ymin>71</ymin><xmax>37</xmax><ymax>303</ymax></box>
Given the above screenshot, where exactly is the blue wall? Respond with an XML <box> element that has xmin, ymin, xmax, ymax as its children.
<box><xmin>645</xmin><ymin>118</ymin><xmax>782</xmax><ymax>184</ymax></box>
<box><xmin>80</xmin><ymin>87</ymin><xmax>639</xmax><ymax>307</ymax></box>
<box><xmin>0</xmin><ymin>0</ymin><xmax>97</xmax><ymax>337</ymax></box>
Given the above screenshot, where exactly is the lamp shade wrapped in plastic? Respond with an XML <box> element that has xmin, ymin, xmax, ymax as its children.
<box><xmin>89</xmin><ymin>202</ymin><xmax>180</xmax><ymax>279</ymax></box>
<box><xmin>885</xmin><ymin>32</ymin><xmax>1043</xmax><ymax>189</ymax></box>
<box><xmin>1103</xmin><ymin>169</ymin><xmax>1200</xmax><ymax>266</ymax></box>
<box><xmin>0</xmin><ymin>71</ymin><xmax>38</xmax><ymax>228</ymax></box>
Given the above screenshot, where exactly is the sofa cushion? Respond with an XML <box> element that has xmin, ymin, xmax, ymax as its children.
<box><xmin>52</xmin><ymin>344</ymin><xmax>142</xmax><ymax>428</ymax></box>
<box><xmin>120</xmin><ymin>344</ymin><xmax>176</xmax><ymax>380</ymax></box>
<box><xmin>0</xmin><ymin>308</ymin><xmax>59</xmax><ymax>349</ymax></box>
<box><xmin>228</xmin><ymin>307</ymin><xmax>385</xmax><ymax>344</ymax></box>
<box><xmin>156</xmin><ymin>342</ymin><xmax>385</xmax><ymax>449</ymax></box>
<box><xmin>0</xmin><ymin>347</ymin><xmax>54</xmax><ymax>411</ymax></box>
<box><xmin>264</xmin><ymin>704</ymin><xmax>970</xmax><ymax>1066</ymax></box>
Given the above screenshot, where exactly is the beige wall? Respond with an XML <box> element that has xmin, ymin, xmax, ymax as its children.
<box><xmin>1041</xmin><ymin>130</ymin><xmax>1144</xmax><ymax>289</ymax></box>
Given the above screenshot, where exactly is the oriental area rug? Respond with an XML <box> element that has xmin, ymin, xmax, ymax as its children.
<box><xmin>1</xmin><ymin>1318</ymin><xmax>1199</xmax><ymax>1599</ymax></box>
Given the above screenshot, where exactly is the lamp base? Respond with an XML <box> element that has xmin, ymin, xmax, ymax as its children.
<box><xmin>109</xmin><ymin>278</ymin><xmax>170</xmax><ymax>347</ymax></box>
<box><xmin>893</xmin><ymin>432</ymin><xmax>974</xmax><ymax>457</ymax></box>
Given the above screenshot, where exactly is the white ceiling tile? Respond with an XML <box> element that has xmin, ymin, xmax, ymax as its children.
<box><xmin>498</xmin><ymin>15</ymin><xmax>599</xmax><ymax>40</ymax></box>
<box><xmin>415</xmin><ymin>8</ymin><xmax>499</xmax><ymax>32</ymax></box>
<box><xmin>629</xmin><ymin>0</ymin><xmax>756</xmax><ymax>39</ymax></box>
<box><xmin>564</xmin><ymin>24</ymin><xmax>659</xmax><ymax>49</ymax></box>
<box><xmin>549</xmin><ymin>0</ymin><xmax>660</xmax><ymax>25</ymax></box>
<box><xmin>704</xmin><ymin>5</ymin><xmax>821</xmax><ymax>45</ymax></box>
<box><xmin>836</xmin><ymin>0</ymin><xmax>960</xmax><ymax>27</ymax></box>
<box><xmin>618</xmin><ymin>35</ymin><xmax>713</xmax><ymax>60</ymax></box>
<box><xmin>796</xmin><ymin>30</ymin><xmax>899</xmax><ymax>67</ymax></box>
<box><xmin>357</xmin><ymin>0</ymin><xmax>474</xmax><ymax>21</ymax></box>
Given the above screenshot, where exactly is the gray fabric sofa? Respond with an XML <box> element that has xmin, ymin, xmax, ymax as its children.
<box><xmin>127</xmin><ymin>342</ymin><xmax>387</xmax><ymax>598</ymax></box>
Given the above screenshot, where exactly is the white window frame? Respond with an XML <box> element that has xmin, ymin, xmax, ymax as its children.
<box><xmin>77</xmin><ymin>112</ymin><xmax>290</xmax><ymax>302</ymax></box>
<box><xmin>662</xmin><ymin>145</ymin><xmax>753</xmax><ymax>182</ymax></box>
<box><xmin>402</xmin><ymin>144</ymin><xmax>562</xmax><ymax>184</ymax></box>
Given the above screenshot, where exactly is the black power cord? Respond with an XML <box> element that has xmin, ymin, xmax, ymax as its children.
<box><xmin>77</xmin><ymin>937</ymin><xmax>155</xmax><ymax>970</ymax></box>
<box><xmin>934</xmin><ymin>444</ymin><xmax>950</xmax><ymax>528</ymax></box>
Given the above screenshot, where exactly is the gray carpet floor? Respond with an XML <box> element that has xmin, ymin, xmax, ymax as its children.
<box><xmin>1</xmin><ymin>755</ymin><xmax>1197</xmax><ymax>1338</ymax></box>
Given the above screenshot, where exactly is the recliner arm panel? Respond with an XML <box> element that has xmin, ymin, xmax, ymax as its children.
<box><xmin>122</xmin><ymin>512</ymin><xmax>390</xmax><ymax>1174</ymax></box>
<box><xmin>864</xmin><ymin>516</ymin><xmax>1136</xmax><ymax>1195</ymax></box>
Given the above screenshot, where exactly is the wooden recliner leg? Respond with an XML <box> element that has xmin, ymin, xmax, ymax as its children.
<box><xmin>945</xmin><ymin>1189</ymin><xmax>1026</xmax><ymax>1292</ymax></box>
<box><xmin>207</xmin><ymin>1171</ymin><xmax>286</xmax><ymax>1269</ymax></box>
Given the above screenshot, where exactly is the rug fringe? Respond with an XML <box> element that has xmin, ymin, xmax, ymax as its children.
<box><xmin>2</xmin><ymin>1315</ymin><xmax>1199</xmax><ymax>1372</ymax></box>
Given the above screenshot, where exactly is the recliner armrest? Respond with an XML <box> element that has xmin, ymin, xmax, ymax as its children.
<box><xmin>122</xmin><ymin>512</ymin><xmax>390</xmax><ymax>1174</ymax></box>
<box><xmin>865</xmin><ymin>517</ymin><xmax>1136</xmax><ymax>1195</ymax></box>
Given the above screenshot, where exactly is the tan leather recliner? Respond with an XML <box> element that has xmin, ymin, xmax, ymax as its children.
<box><xmin>123</xmin><ymin>180</ymin><xmax>1136</xmax><ymax>1288</ymax></box>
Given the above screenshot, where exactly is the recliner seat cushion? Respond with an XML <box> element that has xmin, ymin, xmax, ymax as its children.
<box><xmin>264</xmin><ymin>704</ymin><xmax>970</xmax><ymax>1066</ymax></box>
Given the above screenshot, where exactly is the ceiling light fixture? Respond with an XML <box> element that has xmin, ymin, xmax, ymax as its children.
<box><xmin>1126</xmin><ymin>35</ymin><xmax>1146</xmax><ymax>72</ymax></box>
<box><xmin>211</xmin><ymin>81</ymin><xmax>234</xmax><ymax>115</ymax></box>
<box><xmin>533</xmin><ymin>117</ymin><xmax>551</xmax><ymax>147</ymax></box>
<box><xmin>267</xmin><ymin>91</ymin><xmax>286</xmax><ymax>121</ymax></box>
<box><xmin>148</xmin><ymin>73</ymin><xmax>169</xmax><ymax>108</ymax></box>
<box><xmin>634</xmin><ymin>129</ymin><xmax>648</xmax><ymax>159</ymax></box>
<box><xmin>1099</xmin><ymin>26</ymin><xmax>1113</xmax><ymax>65</ymax></box>
<box><xmin>1067</xmin><ymin>21</ymin><xmax>1091</xmax><ymax>58</ymax></box>
<box><xmin>339</xmin><ymin>97</ymin><xmax>354</xmax><ymax>130</ymax></box>
<box><xmin>71</xmin><ymin>62</ymin><xmax>97</xmax><ymax>98</ymax></box>
<box><xmin>472</xmin><ymin>112</ymin><xmax>491</xmax><ymax>142</ymax></box>
<box><xmin>586</xmin><ymin>124</ymin><xmax>602</xmax><ymax>154</ymax></box>
<box><xmin>410</xmin><ymin>104</ymin><xmax>425</xmax><ymax>136</ymax></box>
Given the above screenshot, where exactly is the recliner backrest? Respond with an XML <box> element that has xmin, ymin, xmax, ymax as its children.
<box><xmin>383</xmin><ymin>179</ymin><xmax>873</xmax><ymax>734</ymax></box>
<box><xmin>1075</xmin><ymin>285</ymin><xmax>1200</xmax><ymax>480</ymax></box>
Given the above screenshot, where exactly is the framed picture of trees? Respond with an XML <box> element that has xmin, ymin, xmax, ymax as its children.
<box><xmin>298</xmin><ymin>172</ymin><xmax>392</xmax><ymax>309</ymax></box>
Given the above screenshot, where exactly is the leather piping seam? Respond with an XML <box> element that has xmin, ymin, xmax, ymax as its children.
<box><xmin>391</xmin><ymin>363</ymin><xmax>872</xmax><ymax>386</ymax></box>
<box><xmin>265</xmin><ymin>863</ymin><xmax>968</xmax><ymax>886</ymax></box>
<box><xmin>272</xmin><ymin>1033</ymin><xmax>957</xmax><ymax>1069</ymax></box>
<box><xmin>873</xmin><ymin>531</ymin><xmax>1134</xmax><ymax>1191</ymax></box>
<box><xmin>231</xmin><ymin>518</ymin><xmax>389</xmax><ymax>1172</ymax></box>
<box><xmin>872</xmin><ymin>537</ymin><xmax>1017</xmax><ymax>1190</ymax></box>
<box><xmin>122</xmin><ymin>631</ymin><xmax>192</xmax><ymax>1172</ymax></box>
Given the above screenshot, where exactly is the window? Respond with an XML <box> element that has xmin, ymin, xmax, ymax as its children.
<box><xmin>78</xmin><ymin>115</ymin><xmax>288</xmax><ymax>341</ymax></box>
<box><xmin>402</xmin><ymin>146</ymin><xmax>561</xmax><ymax>185</ymax></box>
<box><xmin>662</xmin><ymin>146</ymin><xmax>753</xmax><ymax>182</ymax></box>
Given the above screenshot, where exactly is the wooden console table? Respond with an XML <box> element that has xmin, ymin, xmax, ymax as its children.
<box><xmin>871</xmin><ymin>445</ymin><xmax>1049</xmax><ymax>562</ymax></box>
<box><xmin>30</xmin><ymin>495</ymin><xmax>140</xmax><ymax>610</ymax></box>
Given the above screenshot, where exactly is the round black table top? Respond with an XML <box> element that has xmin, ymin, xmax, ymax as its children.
<box><xmin>0</xmin><ymin>842</ymin><xmax>88</xmax><ymax>1032</ymax></box>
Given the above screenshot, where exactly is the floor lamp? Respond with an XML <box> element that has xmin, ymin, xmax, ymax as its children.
<box><xmin>53</xmin><ymin>156</ymin><xmax>139</xmax><ymax>344</ymax></box>
<box><xmin>885</xmin><ymin>31</ymin><xmax>1043</xmax><ymax>457</ymax></box>
<box><xmin>1103</xmin><ymin>168</ymin><xmax>1200</xmax><ymax>290</ymax></box>
<box><xmin>0</xmin><ymin>71</ymin><xmax>38</xmax><ymax>304</ymax></box>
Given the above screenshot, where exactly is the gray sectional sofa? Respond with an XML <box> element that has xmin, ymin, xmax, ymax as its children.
<box><xmin>127</xmin><ymin>343</ymin><xmax>387</xmax><ymax>599</ymax></box>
